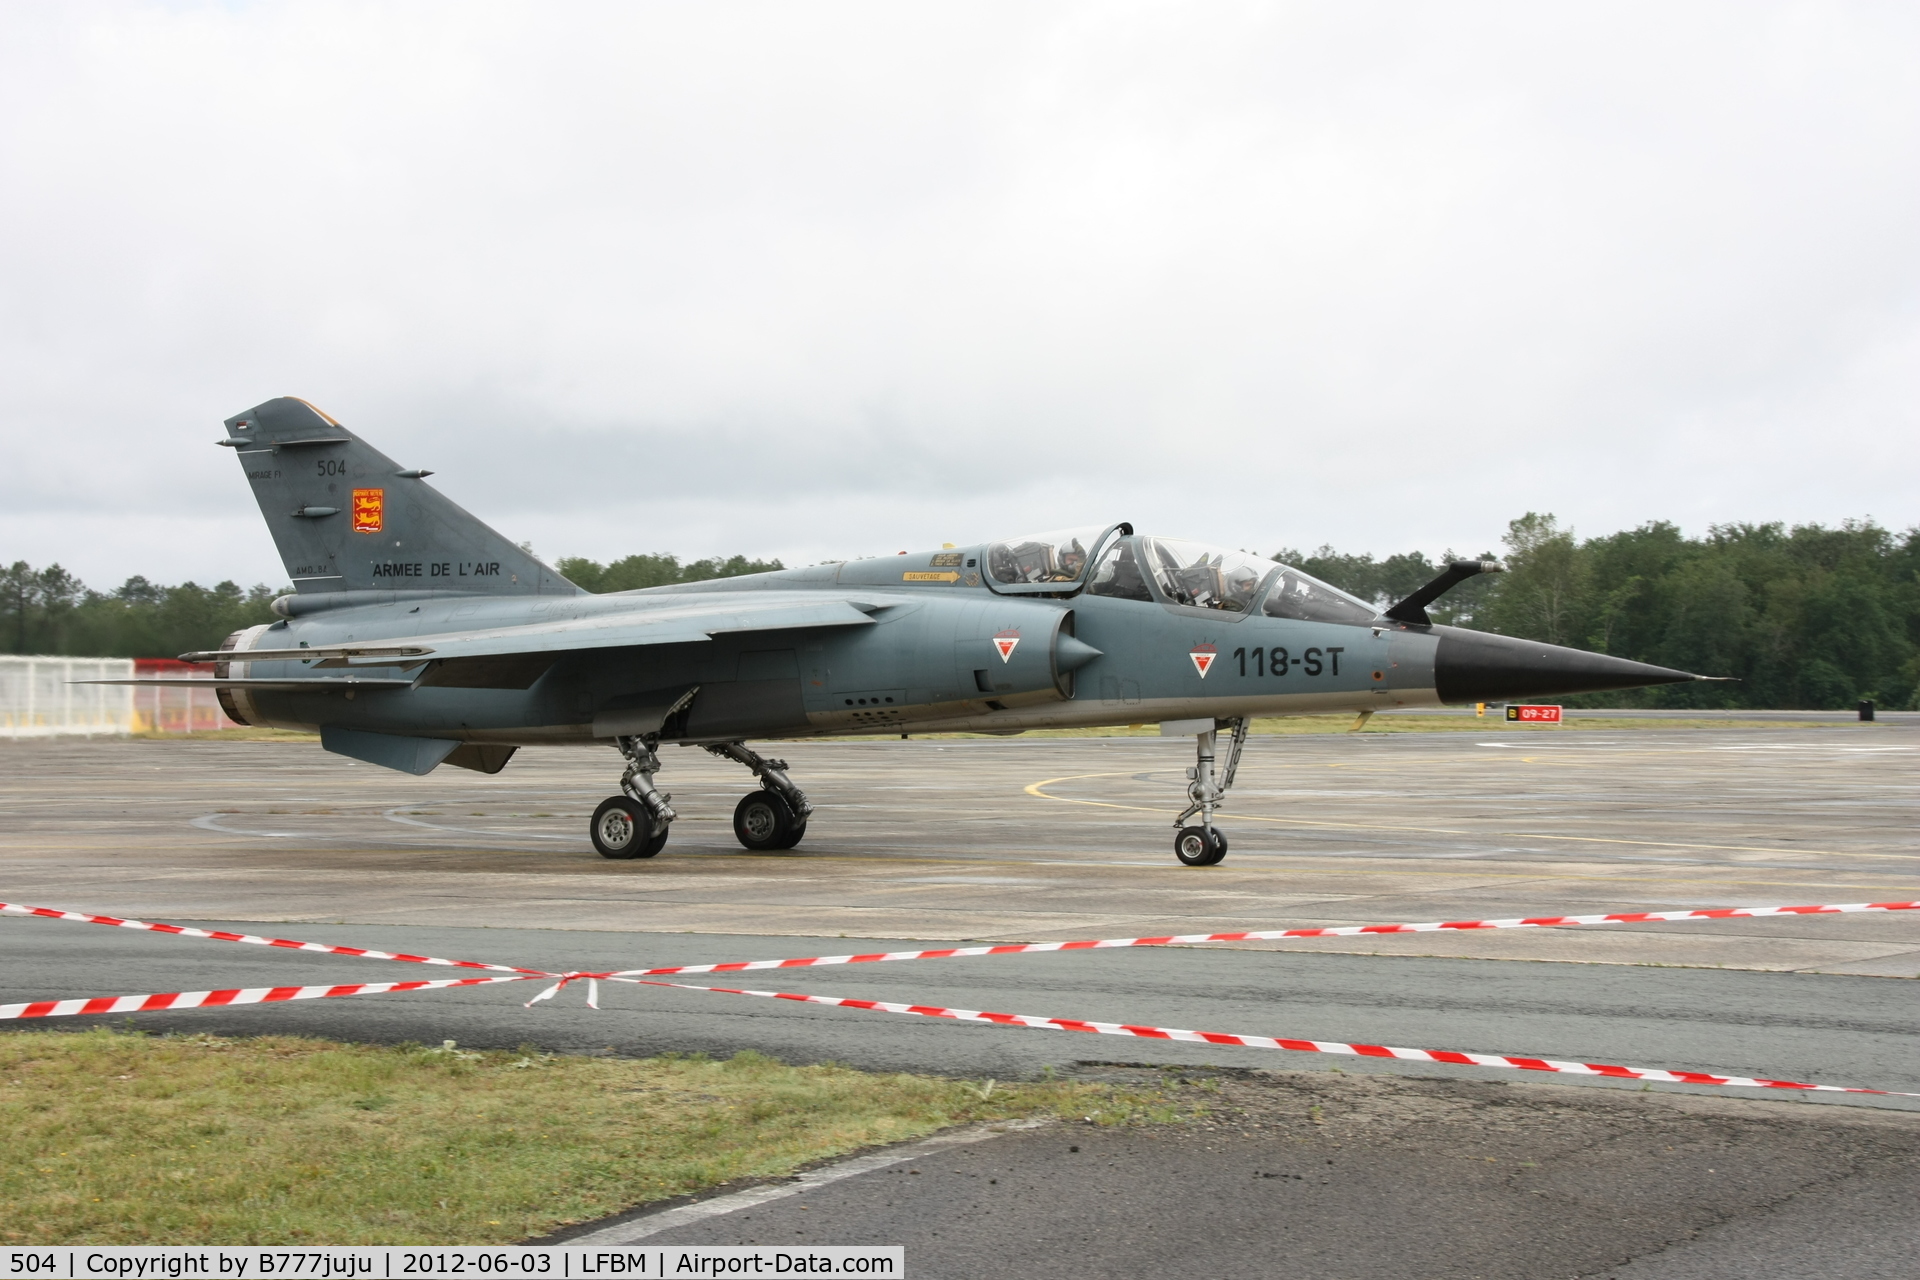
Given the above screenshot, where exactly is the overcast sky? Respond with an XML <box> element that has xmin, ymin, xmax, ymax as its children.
<box><xmin>3</xmin><ymin>2</ymin><xmax>1917</xmax><ymax>591</ymax></box>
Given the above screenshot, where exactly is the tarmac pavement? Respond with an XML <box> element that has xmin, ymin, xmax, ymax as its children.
<box><xmin>2</xmin><ymin>725</ymin><xmax>1916</xmax><ymax>1272</ymax></box>
<box><xmin>570</xmin><ymin>1069</ymin><xmax>1920</xmax><ymax>1280</ymax></box>
<box><xmin>3</xmin><ymin>917</ymin><xmax>1916</xmax><ymax>1106</ymax></box>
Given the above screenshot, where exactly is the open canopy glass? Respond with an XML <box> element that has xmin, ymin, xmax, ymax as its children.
<box><xmin>1139</xmin><ymin>539</ymin><xmax>1274</xmax><ymax>612</ymax></box>
<box><xmin>984</xmin><ymin>525</ymin><xmax>1109</xmax><ymax>587</ymax></box>
<box><xmin>987</xmin><ymin>526</ymin><xmax>1380</xmax><ymax>625</ymax></box>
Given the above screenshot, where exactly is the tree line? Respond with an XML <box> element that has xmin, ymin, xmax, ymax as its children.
<box><xmin>552</xmin><ymin>553</ymin><xmax>784</xmax><ymax>593</ymax></box>
<box><xmin>0</xmin><ymin>552</ymin><xmax>786</xmax><ymax>661</ymax></box>
<box><xmin>8</xmin><ymin>517</ymin><xmax>1915</xmax><ymax>708</ymax></box>
<box><xmin>1284</xmin><ymin>515</ymin><xmax>1920</xmax><ymax>710</ymax></box>
<box><xmin>1</xmin><ymin>565</ymin><xmax>283</xmax><ymax>663</ymax></box>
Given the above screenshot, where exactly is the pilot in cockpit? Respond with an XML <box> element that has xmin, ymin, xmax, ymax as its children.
<box><xmin>990</xmin><ymin>537</ymin><xmax>1092</xmax><ymax>584</ymax></box>
<box><xmin>1221</xmin><ymin>561</ymin><xmax>1263</xmax><ymax>612</ymax></box>
<box><xmin>1089</xmin><ymin>541</ymin><xmax>1154</xmax><ymax>601</ymax></box>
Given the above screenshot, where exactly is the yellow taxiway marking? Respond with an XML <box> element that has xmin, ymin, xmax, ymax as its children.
<box><xmin>22</xmin><ymin>845</ymin><xmax>1916</xmax><ymax>897</ymax></box>
<box><xmin>1023</xmin><ymin>772</ymin><xmax>1920</xmax><ymax>864</ymax></box>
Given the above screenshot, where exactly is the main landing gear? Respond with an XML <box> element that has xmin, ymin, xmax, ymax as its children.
<box><xmin>588</xmin><ymin>738</ymin><xmax>817</xmax><ymax>858</ymax></box>
<box><xmin>590</xmin><ymin>735</ymin><xmax>676</xmax><ymax>859</ymax></box>
<box><xmin>706</xmin><ymin>741</ymin><xmax>814</xmax><ymax>851</ymax></box>
<box><xmin>1173</xmin><ymin>717</ymin><xmax>1246</xmax><ymax>867</ymax></box>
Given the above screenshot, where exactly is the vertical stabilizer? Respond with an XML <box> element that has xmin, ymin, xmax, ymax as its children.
<box><xmin>223</xmin><ymin>397</ymin><xmax>579</xmax><ymax>597</ymax></box>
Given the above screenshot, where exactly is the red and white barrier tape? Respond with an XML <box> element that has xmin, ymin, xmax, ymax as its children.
<box><xmin>13</xmin><ymin>896</ymin><xmax>1914</xmax><ymax>985</ymax></box>
<box><xmin>6</xmin><ymin>896</ymin><xmax>1916</xmax><ymax>1098</ymax></box>
<box><xmin>603</xmin><ymin>900</ymin><xmax>1920</xmax><ymax>978</ymax></box>
<box><xmin>0</xmin><ymin>974</ymin><xmax>526</xmax><ymax>1021</ymax></box>
<box><xmin>629</xmin><ymin>976</ymin><xmax>1920</xmax><ymax>1099</ymax></box>
<box><xmin>0</xmin><ymin>900</ymin><xmax>547</xmax><ymax>976</ymax></box>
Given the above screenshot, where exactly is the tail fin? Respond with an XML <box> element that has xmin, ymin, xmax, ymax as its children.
<box><xmin>223</xmin><ymin>397</ymin><xmax>580</xmax><ymax>598</ymax></box>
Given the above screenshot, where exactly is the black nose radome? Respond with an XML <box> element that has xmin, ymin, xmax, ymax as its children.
<box><xmin>1431</xmin><ymin>625</ymin><xmax>1707</xmax><ymax>704</ymax></box>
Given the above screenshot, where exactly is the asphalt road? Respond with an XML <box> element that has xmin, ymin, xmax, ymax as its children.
<box><xmin>4</xmin><ymin>917</ymin><xmax>1916</xmax><ymax>1109</ymax></box>
<box><xmin>4</xmin><ymin>727</ymin><xmax>1917</xmax><ymax>1272</ymax></box>
<box><xmin>580</xmin><ymin>1069</ymin><xmax>1920</xmax><ymax>1280</ymax></box>
<box><xmin>11</xmin><ymin>918</ymin><xmax>1916</xmax><ymax>1277</ymax></box>
<box><xmin>4</xmin><ymin>728</ymin><xmax>1918</xmax><ymax>979</ymax></box>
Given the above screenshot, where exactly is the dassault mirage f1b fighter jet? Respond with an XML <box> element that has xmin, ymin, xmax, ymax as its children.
<box><xmin>109</xmin><ymin>397</ymin><xmax>1716</xmax><ymax>867</ymax></box>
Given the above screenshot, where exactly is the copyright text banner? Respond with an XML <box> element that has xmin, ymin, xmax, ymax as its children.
<box><xmin>8</xmin><ymin>1248</ymin><xmax>904</xmax><ymax>1279</ymax></box>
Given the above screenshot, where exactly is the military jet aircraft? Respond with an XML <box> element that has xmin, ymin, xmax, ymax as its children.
<box><xmin>103</xmin><ymin>397</ymin><xmax>1715</xmax><ymax>866</ymax></box>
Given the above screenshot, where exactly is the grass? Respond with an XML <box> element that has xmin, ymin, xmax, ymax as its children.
<box><xmin>0</xmin><ymin>1029</ymin><xmax>1171</xmax><ymax>1245</ymax></box>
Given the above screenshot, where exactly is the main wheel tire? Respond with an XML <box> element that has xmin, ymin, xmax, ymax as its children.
<box><xmin>592</xmin><ymin>796</ymin><xmax>654</xmax><ymax>859</ymax></box>
<box><xmin>733</xmin><ymin>789</ymin><xmax>795</xmax><ymax>851</ymax></box>
<box><xmin>1174</xmin><ymin>825</ymin><xmax>1228</xmax><ymax>866</ymax></box>
<box><xmin>775</xmin><ymin>815</ymin><xmax>808</xmax><ymax>850</ymax></box>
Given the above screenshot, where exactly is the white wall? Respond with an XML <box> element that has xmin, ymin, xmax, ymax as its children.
<box><xmin>0</xmin><ymin>656</ymin><xmax>134</xmax><ymax>738</ymax></box>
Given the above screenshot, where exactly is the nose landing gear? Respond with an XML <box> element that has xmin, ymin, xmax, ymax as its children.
<box><xmin>1172</xmin><ymin>717</ymin><xmax>1246</xmax><ymax>866</ymax></box>
<box><xmin>707</xmin><ymin>741</ymin><xmax>813</xmax><ymax>851</ymax></box>
<box><xmin>591</xmin><ymin>735</ymin><xmax>676</xmax><ymax>859</ymax></box>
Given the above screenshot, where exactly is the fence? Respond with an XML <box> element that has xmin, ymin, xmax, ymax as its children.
<box><xmin>0</xmin><ymin>656</ymin><xmax>246</xmax><ymax>738</ymax></box>
<box><xmin>0</xmin><ymin>656</ymin><xmax>135</xmax><ymax>738</ymax></box>
<box><xmin>127</xmin><ymin>658</ymin><xmax>245</xmax><ymax>733</ymax></box>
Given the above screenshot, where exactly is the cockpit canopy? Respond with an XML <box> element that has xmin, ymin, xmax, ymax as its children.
<box><xmin>1068</xmin><ymin>531</ymin><xmax>1380</xmax><ymax>624</ymax></box>
<box><xmin>984</xmin><ymin>525</ymin><xmax>1105</xmax><ymax>586</ymax></box>
<box><xmin>1137</xmin><ymin>539</ymin><xmax>1270</xmax><ymax>612</ymax></box>
<box><xmin>983</xmin><ymin>525</ymin><xmax>1379</xmax><ymax>623</ymax></box>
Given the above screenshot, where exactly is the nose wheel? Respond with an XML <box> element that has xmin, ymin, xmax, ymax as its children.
<box><xmin>1171</xmin><ymin>717</ymin><xmax>1246</xmax><ymax>866</ymax></box>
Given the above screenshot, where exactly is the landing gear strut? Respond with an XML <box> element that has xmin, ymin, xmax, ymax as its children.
<box><xmin>591</xmin><ymin>735</ymin><xmax>676</xmax><ymax>859</ymax></box>
<box><xmin>1173</xmin><ymin>717</ymin><xmax>1246</xmax><ymax>866</ymax></box>
<box><xmin>706</xmin><ymin>741</ymin><xmax>813</xmax><ymax>851</ymax></box>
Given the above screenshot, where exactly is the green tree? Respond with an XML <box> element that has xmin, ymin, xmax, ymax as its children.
<box><xmin>1</xmin><ymin>562</ymin><xmax>283</xmax><ymax>658</ymax></box>
<box><xmin>1271</xmin><ymin>545</ymin><xmax>1497</xmax><ymax>623</ymax></box>
<box><xmin>1268</xmin><ymin>514</ymin><xmax>1920</xmax><ymax>709</ymax></box>
<box><xmin>557</xmin><ymin>553</ymin><xmax>784</xmax><ymax>594</ymax></box>
<box><xmin>2</xmin><ymin>561</ymin><xmax>87</xmax><ymax>654</ymax></box>
<box><xmin>1483</xmin><ymin>513</ymin><xmax>1588</xmax><ymax>646</ymax></box>
<box><xmin>67</xmin><ymin>579</ymin><xmax>282</xmax><ymax>659</ymax></box>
